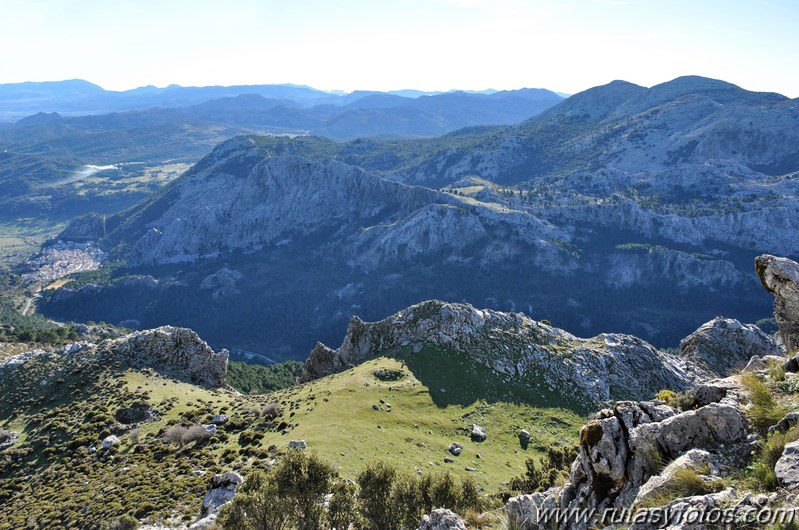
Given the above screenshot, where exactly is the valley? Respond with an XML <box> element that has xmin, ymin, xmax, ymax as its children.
<box><xmin>1</xmin><ymin>73</ymin><xmax>798</xmax><ymax>530</ymax></box>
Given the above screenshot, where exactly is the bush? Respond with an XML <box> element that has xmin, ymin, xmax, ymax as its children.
<box><xmin>509</xmin><ymin>446</ymin><xmax>578</xmax><ymax>493</ymax></box>
<box><xmin>108</xmin><ymin>515</ymin><xmax>138</xmax><ymax>530</ymax></box>
<box><xmin>357</xmin><ymin>462</ymin><xmax>398</xmax><ymax>530</ymax></box>
<box><xmin>261</xmin><ymin>402</ymin><xmax>281</xmax><ymax>419</ymax></box>
<box><xmin>219</xmin><ymin>450</ymin><xmax>336</xmax><ymax>530</ymax></box>
<box><xmin>163</xmin><ymin>425</ymin><xmax>188</xmax><ymax>447</ymax></box>
<box><xmin>163</xmin><ymin>424</ymin><xmax>210</xmax><ymax>447</ymax></box>
<box><xmin>655</xmin><ymin>389</ymin><xmax>694</xmax><ymax>410</ymax></box>
<box><xmin>328</xmin><ymin>481</ymin><xmax>359</xmax><ymax>530</ymax></box>
<box><xmin>183</xmin><ymin>425</ymin><xmax>212</xmax><ymax>444</ymax></box>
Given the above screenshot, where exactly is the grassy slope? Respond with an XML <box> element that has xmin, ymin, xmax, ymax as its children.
<box><xmin>0</xmin><ymin>344</ymin><xmax>585</xmax><ymax>529</ymax></box>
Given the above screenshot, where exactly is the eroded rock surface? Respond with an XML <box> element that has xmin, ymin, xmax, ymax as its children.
<box><xmin>109</xmin><ymin>327</ymin><xmax>228</xmax><ymax>388</ymax></box>
<box><xmin>680</xmin><ymin>317</ymin><xmax>783</xmax><ymax>376</ymax></box>
<box><xmin>756</xmin><ymin>254</ymin><xmax>799</xmax><ymax>353</ymax></box>
<box><xmin>303</xmin><ymin>300</ymin><xmax>696</xmax><ymax>407</ymax></box>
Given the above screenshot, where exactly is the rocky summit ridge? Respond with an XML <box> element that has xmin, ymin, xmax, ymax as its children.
<box><xmin>304</xmin><ymin>300</ymin><xmax>703</xmax><ymax>408</ymax></box>
<box><xmin>0</xmin><ymin>326</ymin><xmax>229</xmax><ymax>388</ymax></box>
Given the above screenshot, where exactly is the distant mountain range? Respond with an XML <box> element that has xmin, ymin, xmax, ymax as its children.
<box><xmin>0</xmin><ymin>80</ymin><xmax>562</xmax><ymax>219</ymax></box>
<box><xmin>39</xmin><ymin>76</ymin><xmax>799</xmax><ymax>358</ymax></box>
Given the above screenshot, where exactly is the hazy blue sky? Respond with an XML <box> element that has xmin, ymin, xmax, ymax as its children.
<box><xmin>2</xmin><ymin>0</ymin><xmax>797</xmax><ymax>96</ymax></box>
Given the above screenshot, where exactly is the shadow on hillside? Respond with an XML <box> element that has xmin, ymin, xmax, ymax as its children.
<box><xmin>385</xmin><ymin>345</ymin><xmax>590</xmax><ymax>415</ymax></box>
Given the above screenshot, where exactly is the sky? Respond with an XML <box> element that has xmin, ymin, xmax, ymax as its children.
<box><xmin>1</xmin><ymin>0</ymin><xmax>798</xmax><ymax>97</ymax></box>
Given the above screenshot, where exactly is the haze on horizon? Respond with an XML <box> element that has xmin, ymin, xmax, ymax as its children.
<box><xmin>1</xmin><ymin>0</ymin><xmax>798</xmax><ymax>98</ymax></box>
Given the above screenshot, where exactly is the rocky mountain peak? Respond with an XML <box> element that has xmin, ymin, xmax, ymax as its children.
<box><xmin>107</xmin><ymin>326</ymin><xmax>229</xmax><ymax>388</ymax></box>
<box><xmin>302</xmin><ymin>300</ymin><xmax>698</xmax><ymax>407</ymax></box>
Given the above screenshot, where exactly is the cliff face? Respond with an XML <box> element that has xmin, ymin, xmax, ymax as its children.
<box><xmin>303</xmin><ymin>300</ymin><xmax>699</xmax><ymax>408</ymax></box>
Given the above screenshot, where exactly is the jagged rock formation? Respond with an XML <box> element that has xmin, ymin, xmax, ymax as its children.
<box><xmin>559</xmin><ymin>378</ymin><xmax>751</xmax><ymax>520</ymax></box>
<box><xmin>679</xmin><ymin>317</ymin><xmax>783</xmax><ymax>376</ymax></box>
<box><xmin>756</xmin><ymin>254</ymin><xmax>799</xmax><ymax>353</ymax></box>
<box><xmin>502</xmin><ymin>376</ymin><xmax>755</xmax><ymax>530</ymax></box>
<box><xmin>0</xmin><ymin>326</ymin><xmax>229</xmax><ymax>388</ymax></box>
<box><xmin>108</xmin><ymin>327</ymin><xmax>228</xmax><ymax>388</ymax></box>
<box><xmin>302</xmin><ymin>300</ymin><xmax>696</xmax><ymax>407</ymax></box>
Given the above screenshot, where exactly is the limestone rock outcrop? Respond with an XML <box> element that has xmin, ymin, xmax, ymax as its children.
<box><xmin>189</xmin><ymin>472</ymin><xmax>243</xmax><ymax>530</ymax></box>
<box><xmin>504</xmin><ymin>374</ymin><xmax>755</xmax><ymax>530</ymax></box>
<box><xmin>108</xmin><ymin>327</ymin><xmax>228</xmax><ymax>388</ymax></box>
<box><xmin>775</xmin><ymin>441</ymin><xmax>799</xmax><ymax>490</ymax></box>
<box><xmin>756</xmin><ymin>254</ymin><xmax>799</xmax><ymax>354</ymax></box>
<box><xmin>416</xmin><ymin>509</ymin><xmax>467</xmax><ymax>530</ymax></box>
<box><xmin>679</xmin><ymin>317</ymin><xmax>783</xmax><ymax>377</ymax></box>
<box><xmin>303</xmin><ymin>300</ymin><xmax>696</xmax><ymax>407</ymax></box>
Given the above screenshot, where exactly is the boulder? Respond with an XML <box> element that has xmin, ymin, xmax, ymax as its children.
<box><xmin>211</xmin><ymin>414</ymin><xmax>229</xmax><ymax>425</ymax></box>
<box><xmin>102</xmin><ymin>435</ymin><xmax>120</xmax><ymax>449</ymax></box>
<box><xmin>680</xmin><ymin>317</ymin><xmax>783</xmax><ymax>376</ymax></box>
<box><xmin>0</xmin><ymin>430</ymin><xmax>18</xmax><ymax>449</ymax></box>
<box><xmin>212</xmin><ymin>472</ymin><xmax>243</xmax><ymax>488</ymax></box>
<box><xmin>743</xmin><ymin>355</ymin><xmax>790</xmax><ymax>373</ymax></box>
<box><xmin>191</xmin><ymin>471</ymin><xmax>244</xmax><ymax>530</ymax></box>
<box><xmin>202</xmin><ymin>424</ymin><xmax>217</xmax><ymax>436</ymax></box>
<box><xmin>449</xmin><ymin>442</ymin><xmax>463</xmax><ymax>456</ymax></box>
<box><xmin>769</xmin><ymin>411</ymin><xmax>799</xmax><ymax>435</ymax></box>
<box><xmin>416</xmin><ymin>508</ymin><xmax>467</xmax><ymax>530</ymax></box>
<box><xmin>756</xmin><ymin>254</ymin><xmax>799</xmax><ymax>354</ymax></box>
<box><xmin>288</xmin><ymin>440</ymin><xmax>307</xmax><ymax>449</ymax></box>
<box><xmin>775</xmin><ymin>440</ymin><xmax>799</xmax><ymax>490</ymax></box>
<box><xmin>471</xmin><ymin>424</ymin><xmax>486</xmax><ymax>442</ymax></box>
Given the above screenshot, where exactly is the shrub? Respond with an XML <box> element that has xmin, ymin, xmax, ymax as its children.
<box><xmin>767</xmin><ymin>361</ymin><xmax>786</xmax><ymax>383</ymax></box>
<box><xmin>218</xmin><ymin>471</ymin><xmax>293</xmax><ymax>530</ymax></box>
<box><xmin>655</xmin><ymin>389</ymin><xmax>694</xmax><ymax>410</ymax></box>
<box><xmin>183</xmin><ymin>425</ymin><xmax>212</xmax><ymax>445</ymax></box>
<box><xmin>108</xmin><ymin>514</ymin><xmax>138</xmax><ymax>530</ymax></box>
<box><xmin>328</xmin><ymin>481</ymin><xmax>359</xmax><ymax>530</ymax></box>
<box><xmin>509</xmin><ymin>445</ymin><xmax>578</xmax><ymax>493</ymax></box>
<box><xmin>261</xmin><ymin>402</ymin><xmax>281</xmax><ymax>419</ymax></box>
<box><xmin>219</xmin><ymin>450</ymin><xmax>336</xmax><ymax>530</ymax></box>
<box><xmin>357</xmin><ymin>462</ymin><xmax>398</xmax><ymax>530</ymax></box>
<box><xmin>163</xmin><ymin>425</ymin><xmax>189</xmax><ymax>447</ymax></box>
